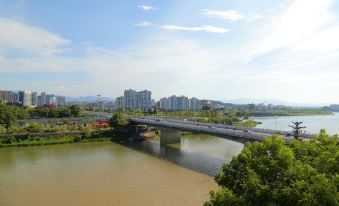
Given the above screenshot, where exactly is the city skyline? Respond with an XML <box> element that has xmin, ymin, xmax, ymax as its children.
<box><xmin>1</xmin><ymin>0</ymin><xmax>339</xmax><ymax>103</ymax></box>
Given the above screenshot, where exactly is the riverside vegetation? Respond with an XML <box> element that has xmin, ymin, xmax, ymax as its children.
<box><xmin>0</xmin><ymin>105</ymin><xmax>133</xmax><ymax>147</ymax></box>
<box><xmin>204</xmin><ymin>129</ymin><xmax>339</xmax><ymax>206</ymax></box>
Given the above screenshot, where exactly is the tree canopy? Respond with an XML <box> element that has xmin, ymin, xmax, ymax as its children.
<box><xmin>205</xmin><ymin>131</ymin><xmax>339</xmax><ymax>206</ymax></box>
<box><xmin>0</xmin><ymin>104</ymin><xmax>17</xmax><ymax>128</ymax></box>
<box><xmin>109</xmin><ymin>112</ymin><xmax>129</xmax><ymax>129</ymax></box>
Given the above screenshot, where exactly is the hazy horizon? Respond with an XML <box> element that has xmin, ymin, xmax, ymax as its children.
<box><xmin>1</xmin><ymin>0</ymin><xmax>339</xmax><ymax>103</ymax></box>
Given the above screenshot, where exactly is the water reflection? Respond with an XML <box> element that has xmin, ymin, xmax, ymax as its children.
<box><xmin>123</xmin><ymin>134</ymin><xmax>244</xmax><ymax>176</ymax></box>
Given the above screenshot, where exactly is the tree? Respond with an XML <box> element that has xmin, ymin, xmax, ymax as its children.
<box><xmin>205</xmin><ymin>134</ymin><xmax>338</xmax><ymax>206</ymax></box>
<box><xmin>0</xmin><ymin>104</ymin><xmax>17</xmax><ymax>129</ymax></box>
<box><xmin>289</xmin><ymin>121</ymin><xmax>306</xmax><ymax>139</ymax></box>
<box><xmin>109</xmin><ymin>112</ymin><xmax>129</xmax><ymax>130</ymax></box>
<box><xmin>70</xmin><ymin>105</ymin><xmax>81</xmax><ymax>117</ymax></box>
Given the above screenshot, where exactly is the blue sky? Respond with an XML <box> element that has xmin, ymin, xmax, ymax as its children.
<box><xmin>0</xmin><ymin>0</ymin><xmax>339</xmax><ymax>104</ymax></box>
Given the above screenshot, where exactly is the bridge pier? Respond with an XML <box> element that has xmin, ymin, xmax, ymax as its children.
<box><xmin>159</xmin><ymin>128</ymin><xmax>181</xmax><ymax>145</ymax></box>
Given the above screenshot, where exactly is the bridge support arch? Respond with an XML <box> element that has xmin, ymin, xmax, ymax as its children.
<box><xmin>159</xmin><ymin>128</ymin><xmax>181</xmax><ymax>145</ymax></box>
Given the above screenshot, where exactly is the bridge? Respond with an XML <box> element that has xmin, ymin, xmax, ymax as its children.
<box><xmin>85</xmin><ymin>112</ymin><xmax>314</xmax><ymax>145</ymax></box>
<box><xmin>129</xmin><ymin>116</ymin><xmax>291</xmax><ymax>144</ymax></box>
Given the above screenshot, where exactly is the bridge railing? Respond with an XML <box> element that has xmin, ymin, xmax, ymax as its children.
<box><xmin>130</xmin><ymin>116</ymin><xmax>315</xmax><ymax>138</ymax></box>
<box><xmin>128</xmin><ymin>117</ymin><xmax>270</xmax><ymax>141</ymax></box>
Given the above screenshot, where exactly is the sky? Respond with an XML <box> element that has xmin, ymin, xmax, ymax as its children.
<box><xmin>0</xmin><ymin>0</ymin><xmax>339</xmax><ymax>104</ymax></box>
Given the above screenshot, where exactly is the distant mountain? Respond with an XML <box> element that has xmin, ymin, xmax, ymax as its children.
<box><xmin>65</xmin><ymin>96</ymin><xmax>113</xmax><ymax>103</ymax></box>
<box><xmin>200</xmin><ymin>99</ymin><xmax>238</xmax><ymax>108</ymax></box>
<box><xmin>224</xmin><ymin>98</ymin><xmax>329</xmax><ymax>108</ymax></box>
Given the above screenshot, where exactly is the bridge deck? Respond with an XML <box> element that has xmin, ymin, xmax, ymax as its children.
<box><xmin>83</xmin><ymin>112</ymin><xmax>314</xmax><ymax>141</ymax></box>
<box><xmin>129</xmin><ymin>117</ymin><xmax>289</xmax><ymax>142</ymax></box>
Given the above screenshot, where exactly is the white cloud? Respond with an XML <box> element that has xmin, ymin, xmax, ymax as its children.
<box><xmin>134</xmin><ymin>21</ymin><xmax>153</xmax><ymax>27</ymax></box>
<box><xmin>56</xmin><ymin>84</ymin><xmax>68</xmax><ymax>92</ymax></box>
<box><xmin>159</xmin><ymin>25</ymin><xmax>228</xmax><ymax>33</ymax></box>
<box><xmin>138</xmin><ymin>5</ymin><xmax>156</xmax><ymax>12</ymax></box>
<box><xmin>246</xmin><ymin>0</ymin><xmax>335</xmax><ymax>61</ymax></box>
<box><xmin>1</xmin><ymin>0</ymin><xmax>339</xmax><ymax>103</ymax></box>
<box><xmin>202</xmin><ymin>9</ymin><xmax>245</xmax><ymax>21</ymax></box>
<box><xmin>0</xmin><ymin>17</ymin><xmax>70</xmax><ymax>56</ymax></box>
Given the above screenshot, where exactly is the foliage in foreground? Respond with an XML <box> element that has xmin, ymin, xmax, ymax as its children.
<box><xmin>204</xmin><ymin>130</ymin><xmax>339</xmax><ymax>206</ymax></box>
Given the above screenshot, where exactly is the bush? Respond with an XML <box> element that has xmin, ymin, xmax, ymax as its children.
<box><xmin>25</xmin><ymin>122</ymin><xmax>44</xmax><ymax>133</ymax></box>
<box><xmin>1</xmin><ymin>136</ymin><xmax>15</xmax><ymax>144</ymax></box>
<box><xmin>0</xmin><ymin>125</ymin><xmax>6</xmax><ymax>134</ymax></box>
<box><xmin>73</xmin><ymin>136</ymin><xmax>82</xmax><ymax>142</ymax></box>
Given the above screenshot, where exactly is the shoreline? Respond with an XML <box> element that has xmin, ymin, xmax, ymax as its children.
<box><xmin>0</xmin><ymin>130</ymin><xmax>138</xmax><ymax>148</ymax></box>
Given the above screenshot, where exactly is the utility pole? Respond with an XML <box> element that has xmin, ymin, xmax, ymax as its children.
<box><xmin>97</xmin><ymin>94</ymin><xmax>101</xmax><ymax>112</ymax></box>
<box><xmin>288</xmin><ymin>121</ymin><xmax>306</xmax><ymax>140</ymax></box>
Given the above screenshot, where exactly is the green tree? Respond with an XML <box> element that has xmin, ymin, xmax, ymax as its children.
<box><xmin>70</xmin><ymin>105</ymin><xmax>81</xmax><ymax>117</ymax></box>
<box><xmin>205</xmin><ymin>134</ymin><xmax>338</xmax><ymax>206</ymax></box>
<box><xmin>0</xmin><ymin>104</ymin><xmax>17</xmax><ymax>128</ymax></box>
<box><xmin>109</xmin><ymin>112</ymin><xmax>129</xmax><ymax>130</ymax></box>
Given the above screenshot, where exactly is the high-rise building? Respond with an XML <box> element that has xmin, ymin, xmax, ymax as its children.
<box><xmin>0</xmin><ymin>90</ymin><xmax>17</xmax><ymax>103</ymax></box>
<box><xmin>123</xmin><ymin>89</ymin><xmax>152</xmax><ymax>111</ymax></box>
<box><xmin>56</xmin><ymin>96</ymin><xmax>65</xmax><ymax>106</ymax></box>
<box><xmin>124</xmin><ymin>89</ymin><xmax>136</xmax><ymax>109</ymax></box>
<box><xmin>18</xmin><ymin>91</ymin><xmax>33</xmax><ymax>107</ymax></box>
<box><xmin>136</xmin><ymin>90</ymin><xmax>152</xmax><ymax>110</ymax></box>
<box><xmin>39</xmin><ymin>92</ymin><xmax>47</xmax><ymax>106</ymax></box>
<box><xmin>189</xmin><ymin>97</ymin><xmax>201</xmax><ymax>111</ymax></box>
<box><xmin>177</xmin><ymin>96</ymin><xmax>189</xmax><ymax>111</ymax></box>
<box><xmin>159</xmin><ymin>95</ymin><xmax>200</xmax><ymax>111</ymax></box>
<box><xmin>168</xmin><ymin>95</ymin><xmax>177</xmax><ymax>111</ymax></box>
<box><xmin>160</xmin><ymin>97</ymin><xmax>169</xmax><ymax>110</ymax></box>
<box><xmin>115</xmin><ymin>96</ymin><xmax>124</xmax><ymax>110</ymax></box>
<box><xmin>31</xmin><ymin>92</ymin><xmax>38</xmax><ymax>107</ymax></box>
<box><xmin>46</xmin><ymin>94</ymin><xmax>57</xmax><ymax>105</ymax></box>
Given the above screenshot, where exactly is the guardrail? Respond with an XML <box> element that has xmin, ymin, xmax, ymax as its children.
<box><xmin>82</xmin><ymin>112</ymin><xmax>316</xmax><ymax>139</ymax></box>
<box><xmin>128</xmin><ymin>116</ymin><xmax>315</xmax><ymax>139</ymax></box>
<box><xmin>128</xmin><ymin>117</ymin><xmax>272</xmax><ymax>141</ymax></box>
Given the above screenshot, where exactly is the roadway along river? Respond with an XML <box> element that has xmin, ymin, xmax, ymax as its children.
<box><xmin>0</xmin><ymin>134</ymin><xmax>243</xmax><ymax>206</ymax></box>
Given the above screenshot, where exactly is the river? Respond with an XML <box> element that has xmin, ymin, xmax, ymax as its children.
<box><xmin>254</xmin><ymin>112</ymin><xmax>339</xmax><ymax>135</ymax></box>
<box><xmin>0</xmin><ymin>134</ymin><xmax>243</xmax><ymax>206</ymax></box>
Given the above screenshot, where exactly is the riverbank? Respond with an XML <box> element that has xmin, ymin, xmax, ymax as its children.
<box><xmin>249</xmin><ymin>109</ymin><xmax>333</xmax><ymax>117</ymax></box>
<box><xmin>0</xmin><ymin>130</ymin><xmax>136</xmax><ymax>148</ymax></box>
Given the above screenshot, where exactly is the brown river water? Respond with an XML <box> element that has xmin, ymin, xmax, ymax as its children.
<box><xmin>0</xmin><ymin>134</ymin><xmax>243</xmax><ymax>206</ymax></box>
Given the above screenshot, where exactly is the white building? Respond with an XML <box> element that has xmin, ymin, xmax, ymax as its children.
<box><xmin>31</xmin><ymin>92</ymin><xmax>38</xmax><ymax>107</ymax></box>
<box><xmin>18</xmin><ymin>91</ymin><xmax>33</xmax><ymax>107</ymax></box>
<box><xmin>160</xmin><ymin>95</ymin><xmax>200</xmax><ymax>111</ymax></box>
<box><xmin>177</xmin><ymin>96</ymin><xmax>189</xmax><ymax>111</ymax></box>
<box><xmin>123</xmin><ymin>89</ymin><xmax>152</xmax><ymax>111</ymax></box>
<box><xmin>189</xmin><ymin>97</ymin><xmax>201</xmax><ymax>111</ymax></box>
<box><xmin>136</xmin><ymin>90</ymin><xmax>152</xmax><ymax>110</ymax></box>
<box><xmin>160</xmin><ymin>97</ymin><xmax>169</xmax><ymax>110</ymax></box>
<box><xmin>38</xmin><ymin>92</ymin><xmax>47</xmax><ymax>106</ymax></box>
